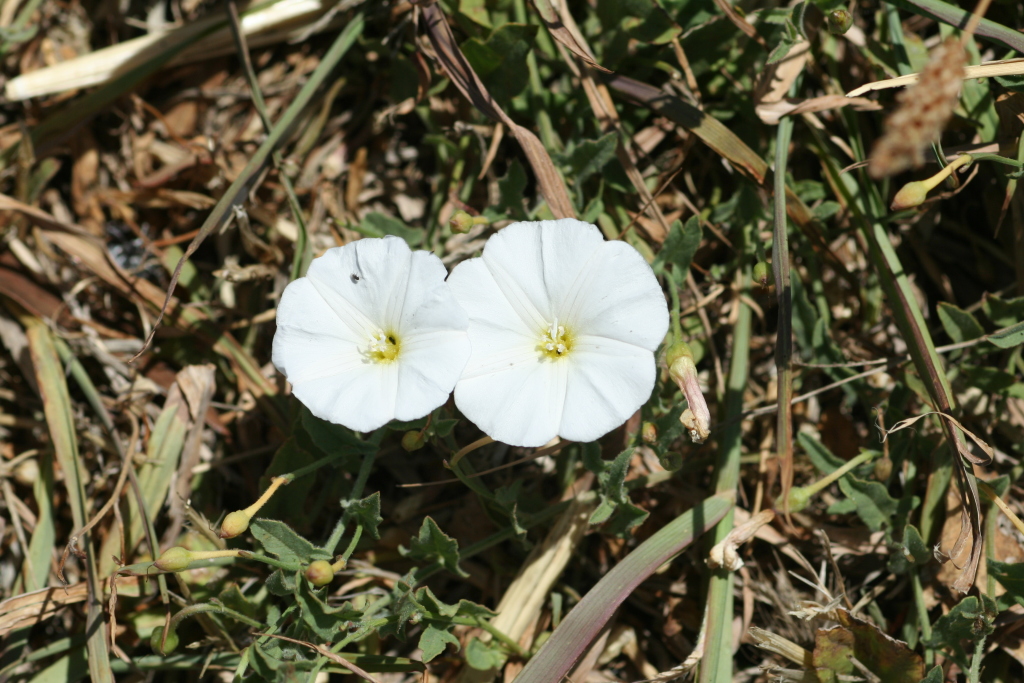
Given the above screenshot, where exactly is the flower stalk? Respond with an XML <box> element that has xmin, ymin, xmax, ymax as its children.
<box><xmin>220</xmin><ymin>476</ymin><xmax>289</xmax><ymax>539</ymax></box>
<box><xmin>785</xmin><ymin>449</ymin><xmax>879</xmax><ymax>513</ymax></box>
<box><xmin>890</xmin><ymin>154</ymin><xmax>972</xmax><ymax>210</ymax></box>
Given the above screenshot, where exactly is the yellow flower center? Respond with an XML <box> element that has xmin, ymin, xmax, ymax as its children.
<box><xmin>367</xmin><ymin>330</ymin><xmax>400</xmax><ymax>363</ymax></box>
<box><xmin>539</xmin><ymin>319</ymin><xmax>573</xmax><ymax>360</ymax></box>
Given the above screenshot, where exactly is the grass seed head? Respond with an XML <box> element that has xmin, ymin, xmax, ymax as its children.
<box><xmin>868</xmin><ymin>37</ymin><xmax>965</xmax><ymax>179</ymax></box>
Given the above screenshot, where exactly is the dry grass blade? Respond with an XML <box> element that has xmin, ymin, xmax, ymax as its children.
<box><xmin>847</xmin><ymin>58</ymin><xmax>1024</xmax><ymax>97</ymax></box>
<box><xmin>531</xmin><ymin>0</ymin><xmax>610</xmax><ymax>73</ymax></box>
<box><xmin>0</xmin><ymin>577</ymin><xmax>144</xmax><ymax>637</ymax></box>
<box><xmin>21</xmin><ymin>317</ymin><xmax>113</xmax><ymax>682</ymax></box>
<box><xmin>420</xmin><ymin>4</ymin><xmax>575</xmax><ymax>219</ymax></box>
<box><xmin>132</xmin><ymin>13</ymin><xmax>365</xmax><ymax>362</ymax></box>
<box><xmin>3</xmin><ymin>0</ymin><xmax>334</xmax><ymax>101</ymax></box>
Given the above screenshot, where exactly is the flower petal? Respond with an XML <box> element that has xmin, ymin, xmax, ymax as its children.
<box><xmin>396</xmin><ymin>330</ymin><xmax>471</xmax><ymax>421</ymax></box>
<box><xmin>455</xmin><ymin>356</ymin><xmax>568</xmax><ymax>447</ymax></box>
<box><xmin>273</xmin><ymin>277</ymin><xmax>399</xmax><ymax>431</ymax></box>
<box><xmin>478</xmin><ymin>219</ymin><xmax>605</xmax><ymax>331</ymax></box>
<box><xmin>558</xmin><ymin>335</ymin><xmax>657</xmax><ymax>443</ymax></box>
<box><xmin>561</xmin><ymin>240</ymin><xmax>669</xmax><ymax>351</ymax></box>
<box><xmin>305</xmin><ymin>235</ymin><xmax>413</xmax><ymax>337</ymax></box>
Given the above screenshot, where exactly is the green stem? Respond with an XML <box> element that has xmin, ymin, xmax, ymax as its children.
<box><xmin>326</xmin><ymin>447</ymin><xmax>377</xmax><ymax>554</ymax></box>
<box><xmin>911</xmin><ymin>570</ymin><xmax>934</xmax><ymax>667</ymax></box>
<box><xmin>668</xmin><ymin>269</ymin><xmax>684</xmax><ymax>341</ymax></box>
<box><xmin>169</xmin><ymin>601</ymin><xmax>264</xmax><ymax>630</ymax></box>
<box><xmin>698</xmin><ymin>268</ymin><xmax>752</xmax><ymax>683</ymax></box>
<box><xmin>340</xmin><ymin>525</ymin><xmax>364</xmax><ymax>563</ymax></box>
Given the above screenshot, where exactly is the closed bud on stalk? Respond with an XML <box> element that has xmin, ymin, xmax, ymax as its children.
<box><xmin>402</xmin><ymin>430</ymin><xmax>426</xmax><ymax>452</ymax></box>
<box><xmin>752</xmin><ymin>261</ymin><xmax>772</xmax><ymax>289</ymax></box>
<box><xmin>150</xmin><ymin>625</ymin><xmax>179</xmax><ymax>655</ymax></box>
<box><xmin>874</xmin><ymin>455</ymin><xmax>893</xmax><ymax>481</ymax></box>
<box><xmin>219</xmin><ymin>476</ymin><xmax>290</xmax><ymax>538</ymax></box>
<box><xmin>641</xmin><ymin>421</ymin><xmax>658</xmax><ymax>444</ymax></box>
<box><xmin>890</xmin><ymin>181</ymin><xmax>929</xmax><ymax>211</ymax></box>
<box><xmin>449</xmin><ymin>210</ymin><xmax>475</xmax><ymax>234</ymax></box>
<box><xmin>220</xmin><ymin>510</ymin><xmax>252</xmax><ymax>539</ymax></box>
<box><xmin>305</xmin><ymin>560</ymin><xmax>335</xmax><ymax>586</ymax></box>
<box><xmin>889</xmin><ymin>154</ymin><xmax>972</xmax><ymax>211</ymax></box>
<box><xmin>154</xmin><ymin>546</ymin><xmax>194</xmax><ymax>572</ymax></box>
<box><xmin>666</xmin><ymin>341</ymin><xmax>710</xmax><ymax>444</ymax></box>
<box><xmin>827</xmin><ymin>9</ymin><xmax>853</xmax><ymax>34</ymax></box>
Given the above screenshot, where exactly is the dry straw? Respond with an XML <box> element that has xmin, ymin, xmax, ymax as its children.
<box><xmin>868</xmin><ymin>37</ymin><xmax>966</xmax><ymax>178</ymax></box>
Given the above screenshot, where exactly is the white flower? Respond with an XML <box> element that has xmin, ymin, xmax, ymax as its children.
<box><xmin>272</xmin><ymin>236</ymin><xmax>471</xmax><ymax>432</ymax></box>
<box><xmin>447</xmin><ymin>219</ymin><xmax>669</xmax><ymax>447</ymax></box>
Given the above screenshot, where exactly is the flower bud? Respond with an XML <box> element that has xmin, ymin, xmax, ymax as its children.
<box><xmin>666</xmin><ymin>341</ymin><xmax>710</xmax><ymax>444</ymax></box>
<box><xmin>449</xmin><ymin>210</ymin><xmax>475</xmax><ymax>234</ymax></box>
<box><xmin>752</xmin><ymin>261</ymin><xmax>772</xmax><ymax>289</ymax></box>
<box><xmin>305</xmin><ymin>560</ymin><xmax>335</xmax><ymax>587</ymax></box>
<box><xmin>874</xmin><ymin>455</ymin><xmax>893</xmax><ymax>482</ymax></box>
<box><xmin>401</xmin><ymin>430</ymin><xmax>426</xmax><ymax>452</ymax></box>
<box><xmin>890</xmin><ymin>180</ymin><xmax>928</xmax><ymax>211</ymax></box>
<box><xmin>150</xmin><ymin>625</ymin><xmax>179</xmax><ymax>655</ymax></box>
<box><xmin>641</xmin><ymin>421</ymin><xmax>657</xmax><ymax>444</ymax></box>
<box><xmin>827</xmin><ymin>9</ymin><xmax>853</xmax><ymax>35</ymax></box>
<box><xmin>154</xmin><ymin>546</ymin><xmax>194</xmax><ymax>572</ymax></box>
<box><xmin>219</xmin><ymin>510</ymin><xmax>252</xmax><ymax>539</ymax></box>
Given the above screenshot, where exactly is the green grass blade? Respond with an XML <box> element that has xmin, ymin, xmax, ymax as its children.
<box><xmin>512</xmin><ymin>495</ymin><xmax>732</xmax><ymax>683</ymax></box>
<box><xmin>699</xmin><ymin>271</ymin><xmax>753</xmax><ymax>683</ymax></box>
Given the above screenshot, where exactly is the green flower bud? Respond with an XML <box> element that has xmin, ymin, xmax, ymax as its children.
<box><xmin>154</xmin><ymin>546</ymin><xmax>194</xmax><ymax>572</ymax></box>
<box><xmin>890</xmin><ymin>180</ymin><xmax>929</xmax><ymax>211</ymax></box>
<box><xmin>401</xmin><ymin>430</ymin><xmax>426</xmax><ymax>452</ymax></box>
<box><xmin>449</xmin><ymin>210</ymin><xmax>475</xmax><ymax>234</ymax></box>
<box><xmin>752</xmin><ymin>261</ymin><xmax>772</xmax><ymax>288</ymax></box>
<box><xmin>219</xmin><ymin>510</ymin><xmax>252</xmax><ymax>539</ymax></box>
<box><xmin>827</xmin><ymin>9</ymin><xmax>853</xmax><ymax>35</ymax></box>
<box><xmin>150</xmin><ymin>625</ymin><xmax>179</xmax><ymax>655</ymax></box>
<box><xmin>305</xmin><ymin>560</ymin><xmax>335</xmax><ymax>587</ymax></box>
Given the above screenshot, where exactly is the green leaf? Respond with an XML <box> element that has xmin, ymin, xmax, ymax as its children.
<box><xmin>300</xmin><ymin>407</ymin><xmax>375</xmax><ymax>455</ymax></box>
<box><xmin>251</xmin><ymin>519</ymin><xmax>318</xmax><ymax>564</ymax></box>
<box><xmin>351</xmin><ymin>212</ymin><xmax>423</xmax><ymax>247</ymax></box>
<box><xmin>657</xmin><ymin>217</ymin><xmax>702</xmax><ymax>272</ymax></box>
<box><xmin>559</xmin><ymin>132</ymin><xmax>618</xmax><ymax>186</ymax></box>
<box><xmin>599</xmin><ymin>0</ymin><xmax>681</xmax><ymax>44</ymax></box>
<box><xmin>983</xmin><ymin>294</ymin><xmax>1024</xmax><ymax>328</ymax></box>
<box><xmin>466</xmin><ymin>636</ymin><xmax>506</xmax><ymax>670</ymax></box>
<box><xmin>419</xmin><ymin>624</ymin><xmax>460</xmax><ymax>662</ymax></box>
<box><xmin>989</xmin><ymin>559</ymin><xmax>1024</xmax><ymax>610</ymax></box>
<box><xmin>461</xmin><ymin>24</ymin><xmax>538</xmax><ymax>106</ymax></box>
<box><xmin>496</xmin><ymin>159</ymin><xmax>528</xmax><ymax>219</ymax></box>
<box><xmin>989</xmin><ymin>321</ymin><xmax>1024</xmax><ymax>349</ymax></box>
<box><xmin>920</xmin><ymin>666</ymin><xmax>943</xmax><ymax>683</ymax></box>
<box><xmin>767</xmin><ymin>33</ymin><xmax>799</xmax><ymax>65</ymax></box>
<box><xmin>799</xmin><ymin>432</ymin><xmax>845</xmax><ymax>473</ymax></box>
<box><xmin>901</xmin><ymin>524</ymin><xmax>930</xmax><ymax>566</ymax></box>
<box><xmin>218</xmin><ymin>583</ymin><xmax>259</xmax><ymax>621</ymax></box>
<box><xmin>458</xmin><ymin>0</ymin><xmax>490</xmax><ymax>27</ymax></box>
<box><xmin>494</xmin><ymin>482</ymin><xmax>527</xmax><ymax>537</ymax></box>
<box><xmin>837</xmin><ymin>475</ymin><xmax>899</xmax><ymax>532</ymax></box>
<box><xmin>922</xmin><ymin>594</ymin><xmax>996</xmax><ymax>668</ymax></box>
<box><xmin>265</xmin><ymin>569</ymin><xmax>295</xmax><ymax>596</ymax></box>
<box><xmin>937</xmin><ymin>302</ymin><xmax>985</xmax><ymax>343</ymax></box>
<box><xmin>294</xmin><ymin>574</ymin><xmax>362</xmax><ymax>641</ymax></box>
<box><xmin>433</xmin><ymin>418</ymin><xmax>459</xmax><ymax>438</ymax></box>
<box><xmin>344</xmin><ymin>492</ymin><xmax>383</xmax><ymax>540</ymax></box>
<box><xmin>401</xmin><ymin>517</ymin><xmax>467</xmax><ymax>577</ymax></box>
<box><xmin>604</xmin><ymin>502</ymin><xmax>650</xmax><ymax>536</ymax></box>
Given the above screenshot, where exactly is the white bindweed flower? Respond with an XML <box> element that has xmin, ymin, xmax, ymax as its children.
<box><xmin>272</xmin><ymin>236</ymin><xmax>471</xmax><ymax>432</ymax></box>
<box><xmin>447</xmin><ymin>219</ymin><xmax>670</xmax><ymax>447</ymax></box>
